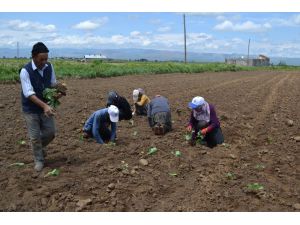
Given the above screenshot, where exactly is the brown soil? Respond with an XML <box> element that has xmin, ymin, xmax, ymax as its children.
<box><xmin>0</xmin><ymin>71</ymin><xmax>299</xmax><ymax>211</ymax></box>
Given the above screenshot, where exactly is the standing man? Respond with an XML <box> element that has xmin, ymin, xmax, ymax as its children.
<box><xmin>147</xmin><ymin>95</ymin><xmax>172</xmax><ymax>135</ymax></box>
<box><xmin>20</xmin><ymin>42</ymin><xmax>58</xmax><ymax>172</ymax></box>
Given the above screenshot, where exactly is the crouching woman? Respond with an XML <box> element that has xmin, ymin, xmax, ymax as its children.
<box><xmin>186</xmin><ymin>96</ymin><xmax>224</xmax><ymax>148</ymax></box>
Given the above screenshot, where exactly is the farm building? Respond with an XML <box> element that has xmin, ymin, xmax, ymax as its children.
<box><xmin>84</xmin><ymin>54</ymin><xmax>107</xmax><ymax>61</ymax></box>
<box><xmin>225</xmin><ymin>54</ymin><xmax>270</xmax><ymax>66</ymax></box>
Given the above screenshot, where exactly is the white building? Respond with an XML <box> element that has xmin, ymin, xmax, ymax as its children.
<box><xmin>84</xmin><ymin>54</ymin><xmax>107</xmax><ymax>60</ymax></box>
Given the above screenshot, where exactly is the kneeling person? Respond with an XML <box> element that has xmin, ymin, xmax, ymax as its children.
<box><xmin>147</xmin><ymin>95</ymin><xmax>172</xmax><ymax>135</ymax></box>
<box><xmin>83</xmin><ymin>105</ymin><xmax>119</xmax><ymax>144</ymax></box>
<box><xmin>187</xmin><ymin>96</ymin><xmax>224</xmax><ymax>148</ymax></box>
<box><xmin>132</xmin><ymin>88</ymin><xmax>150</xmax><ymax>116</ymax></box>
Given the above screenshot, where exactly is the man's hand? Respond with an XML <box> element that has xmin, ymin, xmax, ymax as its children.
<box><xmin>43</xmin><ymin>104</ymin><xmax>55</xmax><ymax>117</ymax></box>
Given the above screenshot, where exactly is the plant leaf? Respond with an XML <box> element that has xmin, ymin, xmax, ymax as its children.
<box><xmin>44</xmin><ymin>168</ymin><xmax>60</xmax><ymax>177</ymax></box>
<box><xmin>175</xmin><ymin>150</ymin><xmax>182</xmax><ymax>157</ymax></box>
<box><xmin>9</xmin><ymin>162</ymin><xmax>25</xmax><ymax>167</ymax></box>
<box><xmin>169</xmin><ymin>172</ymin><xmax>178</xmax><ymax>176</ymax></box>
<box><xmin>147</xmin><ymin>147</ymin><xmax>158</xmax><ymax>155</ymax></box>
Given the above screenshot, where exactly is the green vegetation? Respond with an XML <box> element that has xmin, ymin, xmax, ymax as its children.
<box><xmin>44</xmin><ymin>168</ymin><xmax>60</xmax><ymax>177</ymax></box>
<box><xmin>9</xmin><ymin>162</ymin><xmax>25</xmax><ymax>167</ymax></box>
<box><xmin>247</xmin><ymin>183</ymin><xmax>264</xmax><ymax>191</ymax></box>
<box><xmin>43</xmin><ymin>88</ymin><xmax>61</xmax><ymax>108</ymax></box>
<box><xmin>147</xmin><ymin>147</ymin><xmax>158</xmax><ymax>155</ymax></box>
<box><xmin>226</xmin><ymin>172</ymin><xmax>236</xmax><ymax>180</ymax></box>
<box><xmin>1</xmin><ymin>58</ymin><xmax>300</xmax><ymax>83</ymax></box>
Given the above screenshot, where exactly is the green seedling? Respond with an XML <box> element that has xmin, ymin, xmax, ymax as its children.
<box><xmin>169</xmin><ymin>172</ymin><xmax>178</xmax><ymax>176</ymax></box>
<box><xmin>226</xmin><ymin>172</ymin><xmax>236</xmax><ymax>180</ymax></box>
<box><xmin>129</xmin><ymin>120</ymin><xmax>134</xmax><ymax>126</ymax></box>
<box><xmin>254</xmin><ymin>164</ymin><xmax>265</xmax><ymax>169</ymax></box>
<box><xmin>133</xmin><ymin>131</ymin><xmax>138</xmax><ymax>136</ymax></box>
<box><xmin>79</xmin><ymin>135</ymin><xmax>83</xmax><ymax>141</ymax></box>
<box><xmin>105</xmin><ymin>142</ymin><xmax>116</xmax><ymax>147</ymax></box>
<box><xmin>185</xmin><ymin>133</ymin><xmax>192</xmax><ymax>141</ymax></box>
<box><xmin>18</xmin><ymin>140</ymin><xmax>26</xmax><ymax>145</ymax></box>
<box><xmin>195</xmin><ymin>132</ymin><xmax>204</xmax><ymax>145</ymax></box>
<box><xmin>266</xmin><ymin>136</ymin><xmax>273</xmax><ymax>144</ymax></box>
<box><xmin>247</xmin><ymin>183</ymin><xmax>264</xmax><ymax>191</ymax></box>
<box><xmin>222</xmin><ymin>143</ymin><xmax>231</xmax><ymax>148</ymax></box>
<box><xmin>43</xmin><ymin>88</ymin><xmax>60</xmax><ymax>108</ymax></box>
<box><xmin>9</xmin><ymin>162</ymin><xmax>25</xmax><ymax>167</ymax></box>
<box><xmin>120</xmin><ymin>161</ymin><xmax>129</xmax><ymax>173</ymax></box>
<box><xmin>147</xmin><ymin>147</ymin><xmax>158</xmax><ymax>155</ymax></box>
<box><xmin>175</xmin><ymin>150</ymin><xmax>182</xmax><ymax>157</ymax></box>
<box><xmin>44</xmin><ymin>169</ymin><xmax>60</xmax><ymax>178</ymax></box>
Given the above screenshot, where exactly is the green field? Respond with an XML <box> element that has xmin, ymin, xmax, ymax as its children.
<box><xmin>1</xmin><ymin>58</ymin><xmax>299</xmax><ymax>83</ymax></box>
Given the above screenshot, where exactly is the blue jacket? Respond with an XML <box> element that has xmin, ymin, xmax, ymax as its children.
<box><xmin>84</xmin><ymin>108</ymin><xmax>117</xmax><ymax>144</ymax></box>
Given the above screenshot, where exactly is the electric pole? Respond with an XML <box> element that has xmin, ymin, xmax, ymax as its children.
<box><xmin>17</xmin><ymin>42</ymin><xmax>19</xmax><ymax>58</ymax></box>
<box><xmin>247</xmin><ymin>38</ymin><xmax>250</xmax><ymax>66</ymax></box>
<box><xmin>183</xmin><ymin>14</ymin><xmax>187</xmax><ymax>63</ymax></box>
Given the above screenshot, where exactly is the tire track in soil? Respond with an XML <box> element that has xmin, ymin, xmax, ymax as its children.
<box><xmin>237</xmin><ymin>72</ymin><xmax>300</xmax><ymax>210</ymax></box>
<box><xmin>218</xmin><ymin>72</ymin><xmax>296</xmax><ymax>211</ymax></box>
<box><xmin>192</xmin><ymin>72</ymin><xmax>290</xmax><ymax>211</ymax></box>
<box><xmin>148</xmin><ymin>72</ymin><xmax>284</xmax><ymax>211</ymax></box>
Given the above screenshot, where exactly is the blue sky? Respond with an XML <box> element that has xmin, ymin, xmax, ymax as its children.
<box><xmin>1</xmin><ymin>12</ymin><xmax>300</xmax><ymax>57</ymax></box>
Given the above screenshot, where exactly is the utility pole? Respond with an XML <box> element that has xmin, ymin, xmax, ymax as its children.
<box><xmin>183</xmin><ymin>14</ymin><xmax>187</xmax><ymax>63</ymax></box>
<box><xmin>247</xmin><ymin>38</ymin><xmax>250</xmax><ymax>66</ymax></box>
<box><xmin>17</xmin><ymin>42</ymin><xmax>19</xmax><ymax>58</ymax></box>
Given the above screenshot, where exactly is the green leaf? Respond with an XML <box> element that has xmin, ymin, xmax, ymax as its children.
<box><xmin>226</xmin><ymin>172</ymin><xmax>235</xmax><ymax>180</ymax></box>
<box><xmin>147</xmin><ymin>147</ymin><xmax>158</xmax><ymax>155</ymax></box>
<box><xmin>18</xmin><ymin>140</ymin><xmax>26</xmax><ymax>145</ymax></box>
<box><xmin>42</xmin><ymin>88</ymin><xmax>60</xmax><ymax>108</ymax></box>
<box><xmin>185</xmin><ymin>134</ymin><xmax>192</xmax><ymax>141</ymax></box>
<box><xmin>9</xmin><ymin>162</ymin><xmax>25</xmax><ymax>167</ymax></box>
<box><xmin>169</xmin><ymin>172</ymin><xmax>178</xmax><ymax>176</ymax></box>
<box><xmin>175</xmin><ymin>150</ymin><xmax>182</xmax><ymax>157</ymax></box>
<box><xmin>247</xmin><ymin>183</ymin><xmax>264</xmax><ymax>191</ymax></box>
<box><xmin>254</xmin><ymin>164</ymin><xmax>265</xmax><ymax>169</ymax></box>
<box><xmin>221</xmin><ymin>143</ymin><xmax>230</xmax><ymax>148</ymax></box>
<box><xmin>44</xmin><ymin>169</ymin><xmax>60</xmax><ymax>177</ymax></box>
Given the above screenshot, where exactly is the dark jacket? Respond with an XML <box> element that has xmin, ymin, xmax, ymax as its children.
<box><xmin>106</xmin><ymin>91</ymin><xmax>132</xmax><ymax>120</ymax></box>
<box><xmin>21</xmin><ymin>62</ymin><xmax>52</xmax><ymax>114</ymax></box>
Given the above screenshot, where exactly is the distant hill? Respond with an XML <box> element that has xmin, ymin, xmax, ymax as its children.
<box><xmin>1</xmin><ymin>47</ymin><xmax>300</xmax><ymax>66</ymax></box>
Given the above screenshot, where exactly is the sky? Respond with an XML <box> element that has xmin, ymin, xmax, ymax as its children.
<box><xmin>1</xmin><ymin>12</ymin><xmax>300</xmax><ymax>57</ymax></box>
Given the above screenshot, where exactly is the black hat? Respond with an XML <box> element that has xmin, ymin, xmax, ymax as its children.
<box><xmin>32</xmin><ymin>42</ymin><xmax>49</xmax><ymax>56</ymax></box>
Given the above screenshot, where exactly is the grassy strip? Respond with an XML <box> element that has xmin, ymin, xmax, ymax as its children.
<box><xmin>1</xmin><ymin>59</ymin><xmax>299</xmax><ymax>83</ymax></box>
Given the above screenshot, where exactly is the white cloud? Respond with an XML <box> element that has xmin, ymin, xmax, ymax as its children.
<box><xmin>216</xmin><ymin>15</ymin><xmax>226</xmax><ymax>21</ymax></box>
<box><xmin>149</xmin><ymin>19</ymin><xmax>162</xmax><ymax>25</ymax></box>
<box><xmin>130</xmin><ymin>31</ymin><xmax>141</xmax><ymax>36</ymax></box>
<box><xmin>6</xmin><ymin>20</ymin><xmax>56</xmax><ymax>32</ymax></box>
<box><xmin>157</xmin><ymin>26</ymin><xmax>171</xmax><ymax>32</ymax></box>
<box><xmin>294</xmin><ymin>14</ymin><xmax>300</xmax><ymax>24</ymax></box>
<box><xmin>214</xmin><ymin>20</ymin><xmax>272</xmax><ymax>32</ymax></box>
<box><xmin>72</xmin><ymin>17</ymin><xmax>108</xmax><ymax>31</ymax></box>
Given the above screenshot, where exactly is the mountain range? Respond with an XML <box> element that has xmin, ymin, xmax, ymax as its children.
<box><xmin>1</xmin><ymin>48</ymin><xmax>300</xmax><ymax>66</ymax></box>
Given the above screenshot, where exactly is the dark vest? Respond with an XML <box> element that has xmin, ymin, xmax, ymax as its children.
<box><xmin>21</xmin><ymin>62</ymin><xmax>52</xmax><ymax>114</ymax></box>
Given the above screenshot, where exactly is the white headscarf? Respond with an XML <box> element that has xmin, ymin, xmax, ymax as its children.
<box><xmin>193</xmin><ymin>101</ymin><xmax>210</xmax><ymax>123</ymax></box>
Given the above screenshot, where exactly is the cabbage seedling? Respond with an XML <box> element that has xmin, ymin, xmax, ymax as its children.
<box><xmin>247</xmin><ymin>183</ymin><xmax>264</xmax><ymax>191</ymax></box>
<box><xmin>9</xmin><ymin>162</ymin><xmax>25</xmax><ymax>167</ymax></box>
<box><xmin>44</xmin><ymin>169</ymin><xmax>60</xmax><ymax>178</ymax></box>
<box><xmin>147</xmin><ymin>147</ymin><xmax>158</xmax><ymax>155</ymax></box>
